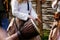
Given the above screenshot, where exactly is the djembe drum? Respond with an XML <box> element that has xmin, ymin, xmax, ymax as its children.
<box><xmin>7</xmin><ymin>18</ymin><xmax>40</xmax><ymax>39</ymax></box>
<box><xmin>19</xmin><ymin>19</ymin><xmax>40</xmax><ymax>39</ymax></box>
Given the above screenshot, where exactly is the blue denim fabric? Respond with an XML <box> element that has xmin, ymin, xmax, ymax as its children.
<box><xmin>1</xmin><ymin>18</ymin><xmax>9</xmax><ymax>30</ymax></box>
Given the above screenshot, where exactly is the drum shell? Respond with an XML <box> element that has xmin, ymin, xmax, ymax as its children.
<box><xmin>20</xmin><ymin>19</ymin><xmax>39</xmax><ymax>39</ymax></box>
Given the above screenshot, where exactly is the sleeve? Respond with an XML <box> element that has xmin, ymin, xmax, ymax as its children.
<box><xmin>52</xmin><ymin>0</ymin><xmax>57</xmax><ymax>10</ymax></box>
<box><xmin>11</xmin><ymin>0</ymin><xmax>29</xmax><ymax>21</ymax></box>
<box><xmin>29</xmin><ymin>2</ymin><xmax>38</xmax><ymax>19</ymax></box>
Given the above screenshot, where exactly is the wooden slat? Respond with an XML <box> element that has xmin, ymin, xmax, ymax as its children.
<box><xmin>36</xmin><ymin>0</ymin><xmax>43</xmax><ymax>37</ymax></box>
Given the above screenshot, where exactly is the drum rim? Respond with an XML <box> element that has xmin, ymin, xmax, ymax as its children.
<box><xmin>30</xmin><ymin>19</ymin><xmax>40</xmax><ymax>34</ymax></box>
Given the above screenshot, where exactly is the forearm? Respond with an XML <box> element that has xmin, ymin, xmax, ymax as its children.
<box><xmin>35</xmin><ymin>18</ymin><xmax>41</xmax><ymax>23</ymax></box>
<box><xmin>48</xmin><ymin>29</ymin><xmax>53</xmax><ymax>40</ymax></box>
<box><xmin>6</xmin><ymin>31</ymin><xmax>20</xmax><ymax>40</ymax></box>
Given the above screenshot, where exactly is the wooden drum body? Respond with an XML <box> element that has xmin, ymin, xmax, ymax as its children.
<box><xmin>20</xmin><ymin>19</ymin><xmax>40</xmax><ymax>39</ymax></box>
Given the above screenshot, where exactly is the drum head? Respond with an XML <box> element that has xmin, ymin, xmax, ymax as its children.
<box><xmin>30</xmin><ymin>19</ymin><xmax>40</xmax><ymax>34</ymax></box>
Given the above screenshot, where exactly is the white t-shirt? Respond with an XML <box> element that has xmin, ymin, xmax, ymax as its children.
<box><xmin>11</xmin><ymin>0</ymin><xmax>38</xmax><ymax>21</ymax></box>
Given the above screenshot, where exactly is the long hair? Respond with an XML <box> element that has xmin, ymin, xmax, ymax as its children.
<box><xmin>17</xmin><ymin>0</ymin><xmax>24</xmax><ymax>3</ymax></box>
